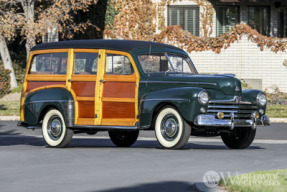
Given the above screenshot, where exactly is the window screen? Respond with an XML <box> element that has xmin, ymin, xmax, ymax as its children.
<box><xmin>216</xmin><ymin>6</ymin><xmax>239</xmax><ymax>36</ymax></box>
<box><xmin>106</xmin><ymin>54</ymin><xmax>134</xmax><ymax>75</ymax></box>
<box><xmin>279</xmin><ymin>7</ymin><xmax>287</xmax><ymax>38</ymax></box>
<box><xmin>248</xmin><ymin>6</ymin><xmax>270</xmax><ymax>36</ymax></box>
<box><xmin>30</xmin><ymin>53</ymin><xmax>68</xmax><ymax>74</ymax></box>
<box><xmin>74</xmin><ymin>52</ymin><xmax>98</xmax><ymax>75</ymax></box>
<box><xmin>168</xmin><ymin>6</ymin><xmax>199</xmax><ymax>36</ymax></box>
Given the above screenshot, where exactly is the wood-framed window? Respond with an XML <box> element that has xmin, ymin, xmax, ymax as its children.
<box><xmin>248</xmin><ymin>6</ymin><xmax>270</xmax><ymax>36</ymax></box>
<box><xmin>168</xmin><ymin>6</ymin><xmax>200</xmax><ymax>36</ymax></box>
<box><xmin>216</xmin><ymin>6</ymin><xmax>239</xmax><ymax>36</ymax></box>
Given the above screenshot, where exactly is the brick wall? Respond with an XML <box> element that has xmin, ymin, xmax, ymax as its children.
<box><xmin>188</xmin><ymin>35</ymin><xmax>287</xmax><ymax>92</ymax></box>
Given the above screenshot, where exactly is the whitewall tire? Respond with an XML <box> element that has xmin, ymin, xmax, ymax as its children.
<box><xmin>155</xmin><ymin>106</ymin><xmax>191</xmax><ymax>149</ymax></box>
<box><xmin>42</xmin><ymin>109</ymin><xmax>73</xmax><ymax>148</ymax></box>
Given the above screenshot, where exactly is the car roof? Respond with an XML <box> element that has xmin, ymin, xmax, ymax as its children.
<box><xmin>31</xmin><ymin>39</ymin><xmax>183</xmax><ymax>52</ymax></box>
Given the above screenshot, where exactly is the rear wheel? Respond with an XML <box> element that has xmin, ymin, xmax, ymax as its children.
<box><xmin>42</xmin><ymin>109</ymin><xmax>73</xmax><ymax>148</ymax></box>
<box><xmin>109</xmin><ymin>130</ymin><xmax>139</xmax><ymax>147</ymax></box>
<box><xmin>221</xmin><ymin>127</ymin><xmax>256</xmax><ymax>149</ymax></box>
<box><xmin>154</xmin><ymin>106</ymin><xmax>191</xmax><ymax>149</ymax></box>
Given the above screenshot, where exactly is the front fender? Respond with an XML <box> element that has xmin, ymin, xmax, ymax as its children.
<box><xmin>139</xmin><ymin>87</ymin><xmax>207</xmax><ymax>128</ymax></box>
<box><xmin>24</xmin><ymin>88</ymin><xmax>75</xmax><ymax>126</ymax></box>
<box><xmin>242</xmin><ymin>89</ymin><xmax>267</xmax><ymax>114</ymax></box>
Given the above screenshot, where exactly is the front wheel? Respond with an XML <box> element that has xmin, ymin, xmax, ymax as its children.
<box><xmin>42</xmin><ymin>109</ymin><xmax>73</xmax><ymax>148</ymax></box>
<box><xmin>109</xmin><ymin>130</ymin><xmax>139</xmax><ymax>147</ymax></box>
<box><xmin>154</xmin><ymin>106</ymin><xmax>191</xmax><ymax>149</ymax></box>
<box><xmin>221</xmin><ymin>127</ymin><xmax>256</xmax><ymax>149</ymax></box>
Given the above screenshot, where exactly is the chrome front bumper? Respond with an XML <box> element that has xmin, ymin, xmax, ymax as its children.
<box><xmin>194</xmin><ymin>115</ymin><xmax>270</xmax><ymax>130</ymax></box>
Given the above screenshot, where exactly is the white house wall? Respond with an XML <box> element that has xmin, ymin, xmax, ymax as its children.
<box><xmin>188</xmin><ymin>35</ymin><xmax>287</xmax><ymax>92</ymax></box>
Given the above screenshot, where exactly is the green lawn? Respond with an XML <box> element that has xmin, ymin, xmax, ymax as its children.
<box><xmin>220</xmin><ymin>169</ymin><xmax>287</xmax><ymax>192</ymax></box>
<box><xmin>0</xmin><ymin>100</ymin><xmax>20</xmax><ymax>116</ymax></box>
<box><xmin>266</xmin><ymin>105</ymin><xmax>287</xmax><ymax>118</ymax></box>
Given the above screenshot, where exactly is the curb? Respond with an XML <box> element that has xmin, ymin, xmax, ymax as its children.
<box><xmin>1</xmin><ymin>116</ymin><xmax>287</xmax><ymax>123</ymax></box>
<box><xmin>0</xmin><ymin>116</ymin><xmax>20</xmax><ymax>121</ymax></box>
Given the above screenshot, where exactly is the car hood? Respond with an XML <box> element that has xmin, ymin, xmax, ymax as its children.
<box><xmin>145</xmin><ymin>74</ymin><xmax>242</xmax><ymax>96</ymax></box>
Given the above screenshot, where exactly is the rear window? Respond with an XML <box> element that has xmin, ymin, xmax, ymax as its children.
<box><xmin>29</xmin><ymin>53</ymin><xmax>68</xmax><ymax>74</ymax></box>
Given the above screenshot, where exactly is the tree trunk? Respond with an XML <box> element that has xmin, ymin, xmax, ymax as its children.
<box><xmin>23</xmin><ymin>0</ymin><xmax>36</xmax><ymax>60</ymax></box>
<box><xmin>0</xmin><ymin>35</ymin><xmax>18</xmax><ymax>89</ymax></box>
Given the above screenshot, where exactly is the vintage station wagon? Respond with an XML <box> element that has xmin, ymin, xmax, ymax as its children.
<box><xmin>18</xmin><ymin>40</ymin><xmax>270</xmax><ymax>149</ymax></box>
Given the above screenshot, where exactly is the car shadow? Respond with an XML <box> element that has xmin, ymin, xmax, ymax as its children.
<box><xmin>94</xmin><ymin>181</ymin><xmax>196</xmax><ymax>192</ymax></box>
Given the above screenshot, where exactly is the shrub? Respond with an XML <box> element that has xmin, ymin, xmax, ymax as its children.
<box><xmin>0</xmin><ymin>65</ymin><xmax>10</xmax><ymax>98</ymax></box>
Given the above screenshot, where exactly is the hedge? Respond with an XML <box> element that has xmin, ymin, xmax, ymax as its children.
<box><xmin>0</xmin><ymin>65</ymin><xmax>10</xmax><ymax>98</ymax></box>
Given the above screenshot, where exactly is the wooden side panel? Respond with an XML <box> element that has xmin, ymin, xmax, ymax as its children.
<box><xmin>27</xmin><ymin>81</ymin><xmax>66</xmax><ymax>92</ymax></box>
<box><xmin>71</xmin><ymin>81</ymin><xmax>95</xmax><ymax>97</ymax></box>
<box><xmin>102</xmin><ymin>102</ymin><xmax>135</xmax><ymax>118</ymax></box>
<box><xmin>78</xmin><ymin>101</ymin><xmax>94</xmax><ymax>118</ymax></box>
<box><xmin>103</xmin><ymin>82</ymin><xmax>136</xmax><ymax>98</ymax></box>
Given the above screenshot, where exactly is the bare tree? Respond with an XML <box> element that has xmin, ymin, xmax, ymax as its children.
<box><xmin>0</xmin><ymin>0</ymin><xmax>97</xmax><ymax>89</ymax></box>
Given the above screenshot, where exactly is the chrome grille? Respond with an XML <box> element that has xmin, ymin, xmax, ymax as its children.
<box><xmin>207</xmin><ymin>99</ymin><xmax>257</xmax><ymax>120</ymax></box>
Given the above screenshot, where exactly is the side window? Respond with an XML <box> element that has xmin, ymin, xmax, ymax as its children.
<box><xmin>30</xmin><ymin>53</ymin><xmax>68</xmax><ymax>74</ymax></box>
<box><xmin>74</xmin><ymin>52</ymin><xmax>98</xmax><ymax>75</ymax></box>
<box><xmin>168</xmin><ymin>55</ymin><xmax>192</xmax><ymax>73</ymax></box>
<box><xmin>106</xmin><ymin>54</ymin><xmax>134</xmax><ymax>75</ymax></box>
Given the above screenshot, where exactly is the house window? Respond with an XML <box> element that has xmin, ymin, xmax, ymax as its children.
<box><xmin>168</xmin><ymin>6</ymin><xmax>200</xmax><ymax>36</ymax></box>
<box><xmin>279</xmin><ymin>7</ymin><xmax>287</xmax><ymax>38</ymax></box>
<box><xmin>216</xmin><ymin>6</ymin><xmax>239</xmax><ymax>36</ymax></box>
<box><xmin>248</xmin><ymin>6</ymin><xmax>270</xmax><ymax>36</ymax></box>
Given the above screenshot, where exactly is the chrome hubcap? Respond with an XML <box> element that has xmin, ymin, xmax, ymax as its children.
<box><xmin>164</xmin><ymin>118</ymin><xmax>177</xmax><ymax>137</ymax></box>
<box><xmin>161</xmin><ymin>115</ymin><xmax>179</xmax><ymax>141</ymax></box>
<box><xmin>48</xmin><ymin>116</ymin><xmax>62</xmax><ymax>140</ymax></box>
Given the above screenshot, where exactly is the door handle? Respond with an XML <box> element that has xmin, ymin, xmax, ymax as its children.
<box><xmin>68</xmin><ymin>79</ymin><xmax>73</xmax><ymax>82</ymax></box>
<box><xmin>99</xmin><ymin>79</ymin><xmax>106</xmax><ymax>83</ymax></box>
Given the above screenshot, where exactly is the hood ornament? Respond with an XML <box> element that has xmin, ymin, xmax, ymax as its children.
<box><xmin>235</xmin><ymin>96</ymin><xmax>241</xmax><ymax>104</ymax></box>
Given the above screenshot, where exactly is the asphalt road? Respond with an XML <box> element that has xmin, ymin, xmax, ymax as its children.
<box><xmin>0</xmin><ymin>121</ymin><xmax>287</xmax><ymax>192</ymax></box>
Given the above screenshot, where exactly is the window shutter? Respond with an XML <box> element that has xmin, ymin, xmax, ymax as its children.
<box><xmin>185</xmin><ymin>7</ymin><xmax>199</xmax><ymax>36</ymax></box>
<box><xmin>168</xmin><ymin>6</ymin><xmax>199</xmax><ymax>36</ymax></box>
<box><xmin>169</xmin><ymin>7</ymin><xmax>184</xmax><ymax>28</ymax></box>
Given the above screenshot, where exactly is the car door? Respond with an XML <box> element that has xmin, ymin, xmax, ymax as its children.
<box><xmin>96</xmin><ymin>50</ymin><xmax>140</xmax><ymax>126</ymax></box>
<box><xmin>68</xmin><ymin>49</ymin><xmax>99</xmax><ymax>125</ymax></box>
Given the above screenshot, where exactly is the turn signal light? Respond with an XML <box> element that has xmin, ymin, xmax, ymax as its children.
<box><xmin>217</xmin><ymin>112</ymin><xmax>224</xmax><ymax>119</ymax></box>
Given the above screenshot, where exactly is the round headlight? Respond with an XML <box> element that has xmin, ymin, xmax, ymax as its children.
<box><xmin>198</xmin><ymin>91</ymin><xmax>209</xmax><ymax>105</ymax></box>
<box><xmin>257</xmin><ymin>93</ymin><xmax>267</xmax><ymax>106</ymax></box>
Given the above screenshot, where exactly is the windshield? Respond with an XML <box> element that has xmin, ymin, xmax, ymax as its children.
<box><xmin>138</xmin><ymin>53</ymin><xmax>196</xmax><ymax>74</ymax></box>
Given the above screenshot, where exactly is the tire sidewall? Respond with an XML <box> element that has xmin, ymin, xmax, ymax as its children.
<box><xmin>42</xmin><ymin>109</ymin><xmax>66</xmax><ymax>147</ymax></box>
<box><xmin>155</xmin><ymin>107</ymin><xmax>183</xmax><ymax>148</ymax></box>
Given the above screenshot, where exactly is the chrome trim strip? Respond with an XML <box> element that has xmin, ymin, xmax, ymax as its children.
<box><xmin>73</xmin><ymin>125</ymin><xmax>138</xmax><ymax>130</ymax></box>
<box><xmin>194</xmin><ymin>115</ymin><xmax>270</xmax><ymax>128</ymax></box>
<box><xmin>24</xmin><ymin>100</ymin><xmax>74</xmax><ymax>105</ymax></box>
<box><xmin>141</xmin><ymin>98</ymin><xmax>189</xmax><ymax>102</ymax></box>
<box><xmin>209</xmin><ymin>96</ymin><xmax>253</xmax><ymax>104</ymax></box>
<box><xmin>139</xmin><ymin>81</ymin><xmax>217</xmax><ymax>86</ymax></box>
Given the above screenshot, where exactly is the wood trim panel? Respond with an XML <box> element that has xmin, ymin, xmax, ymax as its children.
<box><xmin>71</xmin><ymin>81</ymin><xmax>95</xmax><ymax>97</ymax></box>
<box><xmin>71</xmin><ymin>75</ymin><xmax>97</xmax><ymax>81</ymax></box>
<box><xmin>27</xmin><ymin>75</ymin><xmax>66</xmax><ymax>81</ymax></box>
<box><xmin>103</xmin><ymin>82</ymin><xmax>136</xmax><ymax>98</ymax></box>
<box><xmin>101</xmin><ymin>118</ymin><xmax>136</xmax><ymax>126</ymax></box>
<box><xmin>103</xmin><ymin>75</ymin><xmax>136</xmax><ymax>82</ymax></box>
<box><xmin>102</xmin><ymin>98</ymin><xmax>135</xmax><ymax>102</ymax></box>
<box><xmin>77</xmin><ymin>118</ymin><xmax>95</xmax><ymax>125</ymax></box>
<box><xmin>27</xmin><ymin>82</ymin><xmax>66</xmax><ymax>92</ymax></box>
<box><xmin>73</xmin><ymin>49</ymin><xmax>99</xmax><ymax>53</ymax></box>
<box><xmin>76</xmin><ymin>97</ymin><xmax>94</xmax><ymax>101</ymax></box>
<box><xmin>102</xmin><ymin>102</ymin><xmax>135</xmax><ymax>118</ymax></box>
<box><xmin>78</xmin><ymin>101</ymin><xmax>94</xmax><ymax>119</ymax></box>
